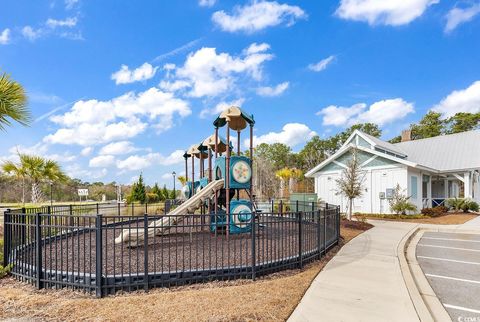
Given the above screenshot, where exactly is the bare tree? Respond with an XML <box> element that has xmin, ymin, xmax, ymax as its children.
<box><xmin>335</xmin><ymin>148</ymin><xmax>365</xmax><ymax>220</ymax></box>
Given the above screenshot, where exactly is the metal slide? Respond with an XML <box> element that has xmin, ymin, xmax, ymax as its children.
<box><xmin>114</xmin><ymin>179</ymin><xmax>225</xmax><ymax>245</ymax></box>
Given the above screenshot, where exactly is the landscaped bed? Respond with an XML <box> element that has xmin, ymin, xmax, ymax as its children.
<box><xmin>354</xmin><ymin>212</ymin><xmax>478</xmax><ymax>225</ymax></box>
<box><xmin>0</xmin><ymin>219</ymin><xmax>372</xmax><ymax>322</ymax></box>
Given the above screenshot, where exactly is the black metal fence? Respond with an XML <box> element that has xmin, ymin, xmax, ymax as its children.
<box><xmin>3</xmin><ymin>202</ymin><xmax>340</xmax><ymax>297</ymax></box>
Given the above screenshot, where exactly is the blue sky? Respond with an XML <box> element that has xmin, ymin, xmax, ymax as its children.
<box><xmin>1</xmin><ymin>0</ymin><xmax>480</xmax><ymax>187</ymax></box>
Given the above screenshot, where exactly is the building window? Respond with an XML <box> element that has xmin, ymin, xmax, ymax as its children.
<box><xmin>411</xmin><ymin>176</ymin><xmax>418</xmax><ymax>199</ymax></box>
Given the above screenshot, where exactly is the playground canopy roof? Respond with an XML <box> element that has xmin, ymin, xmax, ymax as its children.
<box><xmin>213</xmin><ymin>106</ymin><xmax>254</xmax><ymax>131</ymax></box>
<box><xmin>186</xmin><ymin>144</ymin><xmax>208</xmax><ymax>159</ymax></box>
<box><xmin>202</xmin><ymin>134</ymin><xmax>229</xmax><ymax>153</ymax></box>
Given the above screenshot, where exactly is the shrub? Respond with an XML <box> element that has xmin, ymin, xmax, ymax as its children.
<box><xmin>0</xmin><ymin>239</ymin><xmax>12</xmax><ymax>279</ymax></box>
<box><xmin>447</xmin><ymin>198</ymin><xmax>479</xmax><ymax>213</ymax></box>
<box><xmin>389</xmin><ymin>184</ymin><xmax>417</xmax><ymax>215</ymax></box>
<box><xmin>421</xmin><ymin>206</ymin><xmax>448</xmax><ymax>217</ymax></box>
<box><xmin>146</xmin><ymin>192</ymin><xmax>159</xmax><ymax>203</ymax></box>
<box><xmin>446</xmin><ymin>197</ymin><xmax>466</xmax><ymax>211</ymax></box>
<box><xmin>462</xmin><ymin>200</ymin><xmax>479</xmax><ymax>213</ymax></box>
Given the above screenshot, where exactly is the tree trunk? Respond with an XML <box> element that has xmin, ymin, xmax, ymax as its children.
<box><xmin>288</xmin><ymin>177</ymin><xmax>295</xmax><ymax>194</ymax></box>
<box><xmin>22</xmin><ymin>177</ymin><xmax>25</xmax><ymax>205</ymax></box>
<box><xmin>31</xmin><ymin>181</ymin><xmax>43</xmax><ymax>204</ymax></box>
<box><xmin>279</xmin><ymin>179</ymin><xmax>285</xmax><ymax>198</ymax></box>
<box><xmin>348</xmin><ymin>198</ymin><xmax>353</xmax><ymax>221</ymax></box>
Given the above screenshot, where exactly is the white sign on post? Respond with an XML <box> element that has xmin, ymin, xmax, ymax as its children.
<box><xmin>78</xmin><ymin>189</ymin><xmax>89</xmax><ymax>196</ymax></box>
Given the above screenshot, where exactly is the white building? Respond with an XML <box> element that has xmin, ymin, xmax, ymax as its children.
<box><xmin>305</xmin><ymin>129</ymin><xmax>480</xmax><ymax>214</ymax></box>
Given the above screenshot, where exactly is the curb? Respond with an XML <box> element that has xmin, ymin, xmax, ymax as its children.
<box><xmin>398</xmin><ymin>227</ymin><xmax>451</xmax><ymax>322</ymax></box>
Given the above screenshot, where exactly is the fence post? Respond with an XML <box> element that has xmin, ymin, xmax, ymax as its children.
<box><xmin>47</xmin><ymin>205</ymin><xmax>52</xmax><ymax>238</ymax></box>
<box><xmin>35</xmin><ymin>213</ymin><xmax>43</xmax><ymax>290</ymax></box>
<box><xmin>95</xmin><ymin>214</ymin><xmax>103</xmax><ymax>298</ymax></box>
<box><xmin>144</xmin><ymin>213</ymin><xmax>149</xmax><ymax>292</ymax></box>
<box><xmin>280</xmin><ymin>200</ymin><xmax>283</xmax><ymax>216</ymax></box>
<box><xmin>337</xmin><ymin>206</ymin><xmax>341</xmax><ymax>244</ymax></box>
<box><xmin>69</xmin><ymin>204</ymin><xmax>74</xmax><ymax>230</ymax></box>
<box><xmin>298</xmin><ymin>211</ymin><xmax>303</xmax><ymax>269</ymax></box>
<box><xmin>20</xmin><ymin>207</ymin><xmax>26</xmax><ymax>246</ymax></box>
<box><xmin>3</xmin><ymin>210</ymin><xmax>10</xmax><ymax>267</ymax></box>
<box><xmin>145</xmin><ymin>203</ymin><xmax>148</xmax><ymax>214</ymax></box>
<box><xmin>251</xmin><ymin>213</ymin><xmax>256</xmax><ymax>280</ymax></box>
<box><xmin>296</xmin><ymin>200</ymin><xmax>299</xmax><ymax>213</ymax></box>
<box><xmin>323</xmin><ymin>207</ymin><xmax>327</xmax><ymax>255</ymax></box>
<box><xmin>117</xmin><ymin>202</ymin><xmax>120</xmax><ymax>216</ymax></box>
<box><xmin>317</xmin><ymin>209</ymin><xmax>321</xmax><ymax>260</ymax></box>
<box><xmin>96</xmin><ymin>203</ymin><xmax>99</xmax><ymax>215</ymax></box>
<box><xmin>131</xmin><ymin>203</ymin><xmax>134</xmax><ymax>216</ymax></box>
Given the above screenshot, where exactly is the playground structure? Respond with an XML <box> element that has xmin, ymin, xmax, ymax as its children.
<box><xmin>115</xmin><ymin>106</ymin><xmax>255</xmax><ymax>244</ymax></box>
<box><xmin>3</xmin><ymin>105</ymin><xmax>341</xmax><ymax>298</ymax></box>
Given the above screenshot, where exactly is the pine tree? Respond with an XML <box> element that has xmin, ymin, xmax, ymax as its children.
<box><xmin>161</xmin><ymin>184</ymin><xmax>169</xmax><ymax>201</ymax></box>
<box><xmin>129</xmin><ymin>173</ymin><xmax>146</xmax><ymax>203</ymax></box>
<box><xmin>152</xmin><ymin>182</ymin><xmax>162</xmax><ymax>200</ymax></box>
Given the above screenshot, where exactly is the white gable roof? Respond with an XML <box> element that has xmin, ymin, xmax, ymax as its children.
<box><xmin>394</xmin><ymin>130</ymin><xmax>480</xmax><ymax>172</ymax></box>
<box><xmin>343</xmin><ymin>130</ymin><xmax>407</xmax><ymax>157</ymax></box>
<box><xmin>306</xmin><ymin>129</ymin><xmax>480</xmax><ymax>177</ymax></box>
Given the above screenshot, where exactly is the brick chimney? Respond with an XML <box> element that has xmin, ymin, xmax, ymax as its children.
<box><xmin>401</xmin><ymin>129</ymin><xmax>411</xmax><ymax>142</ymax></box>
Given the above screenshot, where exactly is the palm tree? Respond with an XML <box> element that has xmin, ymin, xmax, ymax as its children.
<box><xmin>2</xmin><ymin>158</ymin><xmax>27</xmax><ymax>205</ymax></box>
<box><xmin>0</xmin><ymin>72</ymin><xmax>31</xmax><ymax>131</ymax></box>
<box><xmin>2</xmin><ymin>154</ymin><xmax>68</xmax><ymax>204</ymax></box>
<box><xmin>288</xmin><ymin>168</ymin><xmax>303</xmax><ymax>194</ymax></box>
<box><xmin>177</xmin><ymin>175</ymin><xmax>187</xmax><ymax>186</ymax></box>
<box><xmin>275</xmin><ymin>168</ymin><xmax>293</xmax><ymax>199</ymax></box>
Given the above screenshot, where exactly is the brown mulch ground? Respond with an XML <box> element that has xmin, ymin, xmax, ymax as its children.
<box><xmin>0</xmin><ymin>220</ymin><xmax>372</xmax><ymax>322</ymax></box>
<box><xmin>360</xmin><ymin>213</ymin><xmax>477</xmax><ymax>225</ymax></box>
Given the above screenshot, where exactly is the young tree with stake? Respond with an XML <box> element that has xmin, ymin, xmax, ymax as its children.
<box><xmin>335</xmin><ymin>148</ymin><xmax>365</xmax><ymax>220</ymax></box>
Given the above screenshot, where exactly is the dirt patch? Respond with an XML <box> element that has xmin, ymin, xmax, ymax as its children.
<box><xmin>0</xmin><ymin>221</ymin><xmax>372</xmax><ymax>322</ymax></box>
<box><xmin>358</xmin><ymin>213</ymin><xmax>477</xmax><ymax>225</ymax></box>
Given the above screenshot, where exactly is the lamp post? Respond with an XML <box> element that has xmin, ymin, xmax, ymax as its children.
<box><xmin>172</xmin><ymin>171</ymin><xmax>176</xmax><ymax>201</ymax></box>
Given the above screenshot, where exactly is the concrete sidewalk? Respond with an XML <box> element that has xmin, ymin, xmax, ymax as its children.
<box><xmin>288</xmin><ymin>220</ymin><xmax>420</xmax><ymax>322</ymax></box>
<box><xmin>460</xmin><ymin>214</ymin><xmax>480</xmax><ymax>229</ymax></box>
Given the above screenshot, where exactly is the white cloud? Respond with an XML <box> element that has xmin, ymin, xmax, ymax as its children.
<box><xmin>66</xmin><ymin>163</ymin><xmax>107</xmax><ymax>180</ymax></box>
<box><xmin>212</xmin><ymin>1</ymin><xmax>307</xmax><ymax>33</ymax></box>
<box><xmin>111</xmin><ymin>63</ymin><xmax>159</xmax><ymax>85</ymax></box>
<box><xmin>244</xmin><ymin>42</ymin><xmax>270</xmax><ymax>55</ymax></box>
<box><xmin>432</xmin><ymin>81</ymin><xmax>480</xmax><ymax>117</ymax></box>
<box><xmin>336</xmin><ymin>0</ymin><xmax>438</xmax><ymax>26</ymax></box>
<box><xmin>80</xmin><ymin>147</ymin><xmax>93</xmax><ymax>156</ymax></box>
<box><xmin>7</xmin><ymin>143</ymin><xmax>76</xmax><ymax>163</ymax></box>
<box><xmin>0</xmin><ymin>28</ymin><xmax>11</xmax><ymax>45</ymax></box>
<box><xmin>21</xmin><ymin>16</ymin><xmax>80</xmax><ymax>42</ymax></box>
<box><xmin>317</xmin><ymin>103</ymin><xmax>366</xmax><ymax>127</ymax></box>
<box><xmin>45</xmin><ymin>87</ymin><xmax>190</xmax><ymax>146</ymax></box>
<box><xmin>167</xmin><ymin>43</ymin><xmax>273</xmax><ymax>98</ymax></box>
<box><xmin>200</xmin><ymin>98</ymin><xmax>245</xmax><ymax>118</ymax></box>
<box><xmin>308</xmin><ymin>55</ymin><xmax>336</xmax><ymax>72</ymax></box>
<box><xmin>65</xmin><ymin>0</ymin><xmax>79</xmax><ymax>10</ymax></box>
<box><xmin>159</xmin><ymin>80</ymin><xmax>191</xmax><ymax>92</ymax></box>
<box><xmin>99</xmin><ymin>141</ymin><xmax>138</xmax><ymax>155</ymax></box>
<box><xmin>46</xmin><ymin>17</ymin><xmax>78</xmax><ymax>28</ymax></box>
<box><xmin>22</xmin><ymin>26</ymin><xmax>43</xmax><ymax>41</ymax></box>
<box><xmin>445</xmin><ymin>3</ymin><xmax>480</xmax><ymax>33</ymax></box>
<box><xmin>89</xmin><ymin>155</ymin><xmax>115</xmax><ymax>168</ymax></box>
<box><xmin>256</xmin><ymin>82</ymin><xmax>289</xmax><ymax>97</ymax></box>
<box><xmin>116</xmin><ymin>149</ymin><xmax>184</xmax><ymax>172</ymax></box>
<box><xmin>199</xmin><ymin>0</ymin><xmax>216</xmax><ymax>7</ymax></box>
<box><xmin>317</xmin><ymin>98</ymin><xmax>415</xmax><ymax>127</ymax></box>
<box><xmin>249</xmin><ymin>123</ymin><xmax>316</xmax><ymax>148</ymax></box>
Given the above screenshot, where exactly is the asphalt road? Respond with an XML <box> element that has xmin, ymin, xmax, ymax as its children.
<box><xmin>417</xmin><ymin>231</ymin><xmax>480</xmax><ymax>321</ymax></box>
